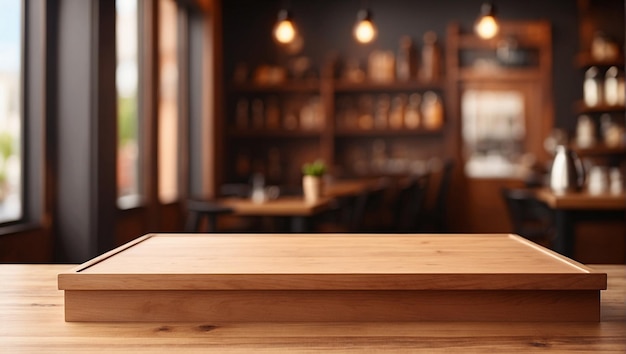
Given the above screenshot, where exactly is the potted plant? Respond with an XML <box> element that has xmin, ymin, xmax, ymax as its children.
<box><xmin>301</xmin><ymin>160</ymin><xmax>326</xmax><ymax>203</ymax></box>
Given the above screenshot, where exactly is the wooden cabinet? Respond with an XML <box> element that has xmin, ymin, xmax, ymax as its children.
<box><xmin>447</xmin><ymin>21</ymin><xmax>553</xmax><ymax>171</ymax></box>
<box><xmin>445</xmin><ymin>20</ymin><xmax>554</xmax><ymax>233</ymax></box>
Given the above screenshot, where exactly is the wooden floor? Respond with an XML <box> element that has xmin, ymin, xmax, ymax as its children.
<box><xmin>1</xmin><ymin>264</ymin><xmax>625</xmax><ymax>352</ymax></box>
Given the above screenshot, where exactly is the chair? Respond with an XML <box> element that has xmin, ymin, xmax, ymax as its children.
<box><xmin>316</xmin><ymin>178</ymin><xmax>390</xmax><ymax>233</ymax></box>
<box><xmin>501</xmin><ymin>188</ymin><xmax>555</xmax><ymax>247</ymax></box>
<box><xmin>420</xmin><ymin>159</ymin><xmax>454</xmax><ymax>232</ymax></box>
<box><xmin>219</xmin><ymin>183</ymin><xmax>251</xmax><ymax>198</ymax></box>
<box><xmin>350</xmin><ymin>178</ymin><xmax>391</xmax><ymax>232</ymax></box>
<box><xmin>184</xmin><ymin>199</ymin><xmax>234</xmax><ymax>232</ymax></box>
<box><xmin>393</xmin><ymin>174</ymin><xmax>430</xmax><ymax>232</ymax></box>
<box><xmin>218</xmin><ymin>183</ymin><xmax>263</xmax><ymax>232</ymax></box>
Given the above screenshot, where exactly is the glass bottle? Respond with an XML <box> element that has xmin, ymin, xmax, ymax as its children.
<box><xmin>421</xmin><ymin>31</ymin><xmax>441</xmax><ymax>82</ymax></box>
<box><xmin>235</xmin><ymin>98</ymin><xmax>249</xmax><ymax>129</ymax></box>
<box><xmin>396</xmin><ymin>36</ymin><xmax>416</xmax><ymax>82</ymax></box>
<box><xmin>604</xmin><ymin>66</ymin><xmax>620</xmax><ymax>106</ymax></box>
<box><xmin>421</xmin><ymin>91</ymin><xmax>443</xmax><ymax>130</ymax></box>
<box><xmin>404</xmin><ymin>93</ymin><xmax>421</xmax><ymax>129</ymax></box>
<box><xmin>389</xmin><ymin>94</ymin><xmax>406</xmax><ymax>129</ymax></box>
<box><xmin>583</xmin><ymin>66</ymin><xmax>602</xmax><ymax>107</ymax></box>
<box><xmin>251</xmin><ymin>98</ymin><xmax>264</xmax><ymax>128</ymax></box>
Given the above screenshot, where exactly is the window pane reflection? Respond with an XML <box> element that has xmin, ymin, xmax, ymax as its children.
<box><xmin>116</xmin><ymin>0</ymin><xmax>141</xmax><ymax>207</ymax></box>
<box><xmin>0</xmin><ymin>0</ymin><xmax>23</xmax><ymax>223</ymax></box>
<box><xmin>158</xmin><ymin>0</ymin><xmax>179</xmax><ymax>203</ymax></box>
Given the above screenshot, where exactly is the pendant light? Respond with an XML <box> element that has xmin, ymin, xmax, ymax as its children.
<box><xmin>273</xmin><ymin>9</ymin><xmax>297</xmax><ymax>44</ymax></box>
<box><xmin>475</xmin><ymin>2</ymin><xmax>499</xmax><ymax>39</ymax></box>
<box><xmin>354</xmin><ymin>7</ymin><xmax>377</xmax><ymax>44</ymax></box>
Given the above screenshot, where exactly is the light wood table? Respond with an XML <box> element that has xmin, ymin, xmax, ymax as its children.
<box><xmin>536</xmin><ymin>189</ymin><xmax>625</xmax><ymax>257</ymax></box>
<box><xmin>323</xmin><ymin>179</ymin><xmax>378</xmax><ymax>198</ymax></box>
<box><xmin>1</xmin><ymin>263</ymin><xmax>624</xmax><ymax>352</ymax></box>
<box><xmin>219</xmin><ymin>196</ymin><xmax>334</xmax><ymax>232</ymax></box>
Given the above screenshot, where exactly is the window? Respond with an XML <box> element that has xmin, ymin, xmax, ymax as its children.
<box><xmin>116</xmin><ymin>0</ymin><xmax>141</xmax><ymax>208</ymax></box>
<box><xmin>158</xmin><ymin>0</ymin><xmax>179</xmax><ymax>203</ymax></box>
<box><xmin>462</xmin><ymin>89</ymin><xmax>526</xmax><ymax>178</ymax></box>
<box><xmin>0</xmin><ymin>0</ymin><xmax>23</xmax><ymax>223</ymax></box>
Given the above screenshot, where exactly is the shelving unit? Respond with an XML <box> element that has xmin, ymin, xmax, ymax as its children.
<box><xmin>224</xmin><ymin>62</ymin><xmax>450</xmax><ymax>185</ymax></box>
<box><xmin>573</xmin><ymin>0</ymin><xmax>626</xmax><ymax>172</ymax></box>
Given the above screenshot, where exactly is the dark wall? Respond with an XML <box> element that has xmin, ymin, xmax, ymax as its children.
<box><xmin>221</xmin><ymin>0</ymin><xmax>612</xmax><ymax>131</ymax></box>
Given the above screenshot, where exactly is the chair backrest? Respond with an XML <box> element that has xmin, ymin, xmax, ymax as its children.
<box><xmin>349</xmin><ymin>178</ymin><xmax>390</xmax><ymax>232</ymax></box>
<box><xmin>219</xmin><ymin>183</ymin><xmax>251</xmax><ymax>198</ymax></box>
<box><xmin>434</xmin><ymin>159</ymin><xmax>454</xmax><ymax>215</ymax></box>
<box><xmin>393</xmin><ymin>174</ymin><xmax>430</xmax><ymax>232</ymax></box>
<box><xmin>184</xmin><ymin>199</ymin><xmax>233</xmax><ymax>232</ymax></box>
<box><xmin>500</xmin><ymin>188</ymin><xmax>555</xmax><ymax>243</ymax></box>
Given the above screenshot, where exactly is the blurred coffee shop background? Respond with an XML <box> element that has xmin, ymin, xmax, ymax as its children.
<box><xmin>0</xmin><ymin>0</ymin><xmax>624</xmax><ymax>264</ymax></box>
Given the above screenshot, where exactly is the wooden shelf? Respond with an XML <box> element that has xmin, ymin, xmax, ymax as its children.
<box><xmin>571</xmin><ymin>144</ymin><xmax>626</xmax><ymax>156</ymax></box>
<box><xmin>457</xmin><ymin>35</ymin><xmax>545</xmax><ymax>49</ymax></box>
<box><xmin>334</xmin><ymin>80</ymin><xmax>445</xmax><ymax>92</ymax></box>
<box><xmin>457</xmin><ymin>67</ymin><xmax>542</xmax><ymax>81</ymax></box>
<box><xmin>229</xmin><ymin>128</ymin><xmax>322</xmax><ymax>138</ymax></box>
<box><xmin>575</xmin><ymin>100</ymin><xmax>625</xmax><ymax>114</ymax></box>
<box><xmin>231</xmin><ymin>81</ymin><xmax>320</xmax><ymax>93</ymax></box>
<box><xmin>575</xmin><ymin>52</ymin><xmax>624</xmax><ymax>69</ymax></box>
<box><xmin>335</xmin><ymin>128</ymin><xmax>443</xmax><ymax>137</ymax></box>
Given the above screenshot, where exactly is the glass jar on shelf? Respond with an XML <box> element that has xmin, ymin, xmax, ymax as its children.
<box><xmin>583</xmin><ymin>66</ymin><xmax>602</xmax><ymax>107</ymax></box>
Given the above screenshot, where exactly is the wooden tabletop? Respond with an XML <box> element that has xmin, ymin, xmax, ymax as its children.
<box><xmin>59</xmin><ymin>234</ymin><xmax>605</xmax><ymax>290</ymax></box>
<box><xmin>323</xmin><ymin>179</ymin><xmax>377</xmax><ymax>198</ymax></box>
<box><xmin>536</xmin><ymin>188</ymin><xmax>626</xmax><ymax>210</ymax></box>
<box><xmin>1</xmin><ymin>263</ymin><xmax>624</xmax><ymax>352</ymax></box>
<box><xmin>219</xmin><ymin>196</ymin><xmax>333</xmax><ymax>216</ymax></box>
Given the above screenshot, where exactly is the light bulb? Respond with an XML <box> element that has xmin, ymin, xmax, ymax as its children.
<box><xmin>354</xmin><ymin>9</ymin><xmax>377</xmax><ymax>44</ymax></box>
<box><xmin>475</xmin><ymin>15</ymin><xmax>498</xmax><ymax>39</ymax></box>
<box><xmin>274</xmin><ymin>19</ymin><xmax>296</xmax><ymax>44</ymax></box>
<box><xmin>354</xmin><ymin>20</ymin><xmax>376</xmax><ymax>43</ymax></box>
<box><xmin>273</xmin><ymin>10</ymin><xmax>297</xmax><ymax>44</ymax></box>
<box><xmin>474</xmin><ymin>2</ymin><xmax>499</xmax><ymax>39</ymax></box>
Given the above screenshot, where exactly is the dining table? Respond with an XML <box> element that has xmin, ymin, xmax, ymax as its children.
<box><xmin>219</xmin><ymin>196</ymin><xmax>334</xmax><ymax>232</ymax></box>
<box><xmin>535</xmin><ymin>188</ymin><xmax>626</xmax><ymax>258</ymax></box>
<box><xmin>1</xmin><ymin>262</ymin><xmax>624</xmax><ymax>352</ymax></box>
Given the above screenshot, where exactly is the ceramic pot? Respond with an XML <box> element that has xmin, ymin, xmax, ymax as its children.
<box><xmin>302</xmin><ymin>175</ymin><xmax>323</xmax><ymax>203</ymax></box>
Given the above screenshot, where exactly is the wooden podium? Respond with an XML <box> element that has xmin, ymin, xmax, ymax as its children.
<box><xmin>58</xmin><ymin>234</ymin><xmax>607</xmax><ymax>322</ymax></box>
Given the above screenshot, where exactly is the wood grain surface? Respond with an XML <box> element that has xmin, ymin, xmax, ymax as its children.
<box><xmin>59</xmin><ymin>234</ymin><xmax>605</xmax><ymax>290</ymax></box>
<box><xmin>56</xmin><ymin>234</ymin><xmax>606</xmax><ymax>322</ymax></box>
<box><xmin>1</xmin><ymin>264</ymin><xmax>624</xmax><ymax>352</ymax></box>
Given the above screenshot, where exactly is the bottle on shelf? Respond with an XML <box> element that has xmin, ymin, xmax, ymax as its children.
<box><xmin>609</xmin><ymin>167</ymin><xmax>624</xmax><ymax>195</ymax></box>
<box><xmin>600</xmin><ymin>114</ymin><xmax>625</xmax><ymax>147</ymax></box>
<box><xmin>374</xmin><ymin>94</ymin><xmax>390</xmax><ymax>129</ymax></box>
<box><xmin>389</xmin><ymin>94</ymin><xmax>407</xmax><ymax>129</ymax></box>
<box><xmin>404</xmin><ymin>93</ymin><xmax>422</xmax><ymax>129</ymax></box>
<box><xmin>396</xmin><ymin>36</ymin><xmax>417</xmax><ymax>82</ymax></box>
<box><xmin>583</xmin><ymin>66</ymin><xmax>602</xmax><ymax>107</ymax></box>
<box><xmin>251</xmin><ymin>98</ymin><xmax>264</xmax><ymax>129</ymax></box>
<box><xmin>236</xmin><ymin>98</ymin><xmax>249</xmax><ymax>129</ymax></box>
<box><xmin>575</xmin><ymin>114</ymin><xmax>596</xmax><ymax>148</ymax></box>
<box><xmin>421</xmin><ymin>31</ymin><xmax>442</xmax><ymax>82</ymax></box>
<box><xmin>283</xmin><ymin>101</ymin><xmax>299</xmax><ymax>130</ymax></box>
<box><xmin>421</xmin><ymin>91</ymin><xmax>443</xmax><ymax>130</ymax></box>
<box><xmin>265</xmin><ymin>96</ymin><xmax>281</xmax><ymax>129</ymax></box>
<box><xmin>368</xmin><ymin>50</ymin><xmax>395</xmax><ymax>83</ymax></box>
<box><xmin>604</xmin><ymin>66</ymin><xmax>624</xmax><ymax>106</ymax></box>
<box><xmin>357</xmin><ymin>95</ymin><xmax>375</xmax><ymax>130</ymax></box>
